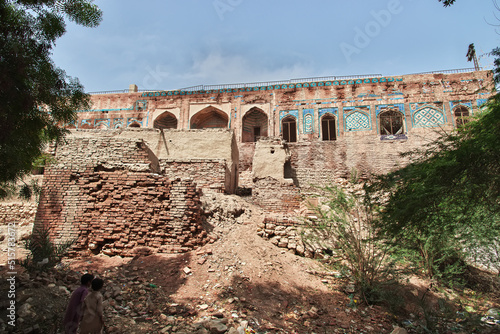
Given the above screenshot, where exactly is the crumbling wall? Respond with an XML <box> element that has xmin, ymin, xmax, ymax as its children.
<box><xmin>252</xmin><ymin>177</ymin><xmax>300</xmax><ymax>213</ymax></box>
<box><xmin>161</xmin><ymin>159</ymin><xmax>226</xmax><ymax>193</ymax></box>
<box><xmin>68</xmin><ymin>129</ymin><xmax>238</xmax><ymax>194</ymax></box>
<box><xmin>35</xmin><ymin>136</ymin><xmax>209</xmax><ymax>256</ymax></box>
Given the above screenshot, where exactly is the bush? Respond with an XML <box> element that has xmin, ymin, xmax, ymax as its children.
<box><xmin>304</xmin><ymin>183</ymin><xmax>397</xmax><ymax>302</ymax></box>
<box><xmin>20</xmin><ymin>225</ymin><xmax>74</xmax><ymax>272</ymax></box>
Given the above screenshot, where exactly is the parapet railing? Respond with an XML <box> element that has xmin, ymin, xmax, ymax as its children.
<box><xmin>178</xmin><ymin>73</ymin><xmax>383</xmax><ymax>92</ymax></box>
<box><xmin>86</xmin><ymin>68</ymin><xmax>482</xmax><ymax>95</ymax></box>
<box><xmin>403</xmin><ymin>68</ymin><xmax>479</xmax><ymax>76</ymax></box>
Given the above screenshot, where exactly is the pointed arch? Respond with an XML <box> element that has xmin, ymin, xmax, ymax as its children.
<box><xmin>190</xmin><ymin>106</ymin><xmax>228</xmax><ymax>129</ymax></box>
<box><xmin>281</xmin><ymin>115</ymin><xmax>297</xmax><ymax>142</ymax></box>
<box><xmin>453</xmin><ymin>105</ymin><xmax>471</xmax><ymax>127</ymax></box>
<box><xmin>154</xmin><ymin>111</ymin><xmax>178</xmax><ymax>130</ymax></box>
<box><xmin>378</xmin><ymin>109</ymin><xmax>404</xmax><ymax>135</ymax></box>
<box><xmin>242</xmin><ymin>107</ymin><xmax>268</xmax><ymax>142</ymax></box>
<box><xmin>320</xmin><ymin>113</ymin><xmax>337</xmax><ymax>141</ymax></box>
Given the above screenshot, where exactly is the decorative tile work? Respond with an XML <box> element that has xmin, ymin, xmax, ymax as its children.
<box><xmin>142</xmin><ymin>77</ymin><xmax>399</xmax><ymax>97</ymax></box>
<box><xmin>81</xmin><ymin>119</ymin><xmax>93</xmax><ymax>128</ymax></box>
<box><xmin>135</xmin><ymin>100</ymin><xmax>148</xmax><ymax>110</ymax></box>
<box><xmin>279</xmin><ymin>110</ymin><xmax>299</xmax><ymax>133</ymax></box>
<box><xmin>279</xmin><ymin>110</ymin><xmax>299</xmax><ymax>121</ymax></box>
<box><xmin>412</xmin><ymin>107</ymin><xmax>446</xmax><ymax>128</ymax></box>
<box><xmin>319</xmin><ymin>108</ymin><xmax>339</xmax><ymax>138</ymax></box>
<box><xmin>343</xmin><ymin>107</ymin><xmax>371</xmax><ymax>132</ymax></box>
<box><xmin>449</xmin><ymin>101</ymin><xmax>473</xmax><ymax>115</ymax></box>
<box><xmin>94</xmin><ymin>119</ymin><xmax>110</xmax><ymax>129</ymax></box>
<box><xmin>302</xmin><ymin>109</ymin><xmax>314</xmax><ymax>134</ymax></box>
<box><xmin>318</xmin><ymin>108</ymin><xmax>337</xmax><ymax>118</ymax></box>
<box><xmin>381</xmin><ymin>134</ymin><xmax>408</xmax><ymax>141</ymax></box>
<box><xmin>477</xmin><ymin>99</ymin><xmax>488</xmax><ymax>110</ymax></box>
<box><xmin>127</xmin><ymin>118</ymin><xmax>143</xmax><ymax>127</ymax></box>
<box><xmin>113</xmin><ymin>118</ymin><xmax>124</xmax><ymax>129</ymax></box>
<box><xmin>375</xmin><ymin>103</ymin><xmax>404</xmax><ymax>116</ymax></box>
<box><xmin>77</xmin><ymin>107</ymin><xmax>133</xmax><ymax>113</ymax></box>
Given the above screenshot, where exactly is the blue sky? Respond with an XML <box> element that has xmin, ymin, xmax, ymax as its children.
<box><xmin>51</xmin><ymin>0</ymin><xmax>500</xmax><ymax>93</ymax></box>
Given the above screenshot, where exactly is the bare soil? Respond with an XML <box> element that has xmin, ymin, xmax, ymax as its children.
<box><xmin>0</xmin><ymin>195</ymin><xmax>499</xmax><ymax>333</ymax></box>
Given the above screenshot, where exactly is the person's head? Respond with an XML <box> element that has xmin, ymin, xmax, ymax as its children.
<box><xmin>81</xmin><ymin>273</ymin><xmax>94</xmax><ymax>287</ymax></box>
<box><xmin>91</xmin><ymin>278</ymin><xmax>104</xmax><ymax>292</ymax></box>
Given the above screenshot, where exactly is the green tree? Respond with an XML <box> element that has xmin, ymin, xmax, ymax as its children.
<box><xmin>375</xmin><ymin>96</ymin><xmax>500</xmax><ymax>279</ymax></box>
<box><xmin>0</xmin><ymin>0</ymin><xmax>102</xmax><ymax>196</ymax></box>
<box><xmin>438</xmin><ymin>0</ymin><xmax>456</xmax><ymax>6</ymax></box>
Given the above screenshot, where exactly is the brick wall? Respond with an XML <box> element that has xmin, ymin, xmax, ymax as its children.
<box><xmin>34</xmin><ymin>135</ymin><xmax>213</xmax><ymax>256</ymax></box>
<box><xmin>286</xmin><ymin>133</ymin><xmax>439</xmax><ymax>191</ymax></box>
<box><xmin>36</xmin><ymin>168</ymin><xmax>207</xmax><ymax>256</ymax></box>
<box><xmin>161</xmin><ymin>159</ymin><xmax>227</xmax><ymax>193</ymax></box>
<box><xmin>252</xmin><ymin>177</ymin><xmax>300</xmax><ymax>213</ymax></box>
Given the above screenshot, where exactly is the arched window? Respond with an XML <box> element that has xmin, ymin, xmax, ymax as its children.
<box><xmin>190</xmin><ymin>107</ymin><xmax>228</xmax><ymax>129</ymax></box>
<box><xmin>454</xmin><ymin>106</ymin><xmax>470</xmax><ymax>127</ymax></box>
<box><xmin>321</xmin><ymin>114</ymin><xmax>336</xmax><ymax>141</ymax></box>
<box><xmin>281</xmin><ymin>116</ymin><xmax>297</xmax><ymax>142</ymax></box>
<box><xmin>379</xmin><ymin>110</ymin><xmax>403</xmax><ymax>135</ymax></box>
<box><xmin>154</xmin><ymin>112</ymin><xmax>178</xmax><ymax>130</ymax></box>
<box><xmin>129</xmin><ymin>122</ymin><xmax>141</xmax><ymax>128</ymax></box>
<box><xmin>242</xmin><ymin>108</ymin><xmax>268</xmax><ymax>142</ymax></box>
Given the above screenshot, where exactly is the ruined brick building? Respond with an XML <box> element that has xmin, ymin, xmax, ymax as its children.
<box><xmin>34</xmin><ymin>69</ymin><xmax>495</xmax><ymax>256</ymax></box>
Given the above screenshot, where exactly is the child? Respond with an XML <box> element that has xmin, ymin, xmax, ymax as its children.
<box><xmin>63</xmin><ymin>273</ymin><xmax>94</xmax><ymax>334</ymax></box>
<box><xmin>79</xmin><ymin>278</ymin><xmax>105</xmax><ymax>334</ymax></box>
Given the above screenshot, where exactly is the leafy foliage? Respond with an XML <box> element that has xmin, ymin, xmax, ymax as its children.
<box><xmin>438</xmin><ymin>0</ymin><xmax>456</xmax><ymax>6</ymax></box>
<box><xmin>0</xmin><ymin>0</ymin><xmax>102</xmax><ymax>195</ymax></box>
<box><xmin>373</xmin><ymin>96</ymin><xmax>500</xmax><ymax>280</ymax></box>
<box><xmin>20</xmin><ymin>224</ymin><xmax>74</xmax><ymax>272</ymax></box>
<box><xmin>304</xmin><ymin>184</ymin><xmax>397</xmax><ymax>302</ymax></box>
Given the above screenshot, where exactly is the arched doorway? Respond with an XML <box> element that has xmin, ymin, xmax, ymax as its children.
<box><xmin>242</xmin><ymin>108</ymin><xmax>268</xmax><ymax>142</ymax></box>
<box><xmin>190</xmin><ymin>107</ymin><xmax>228</xmax><ymax>129</ymax></box>
<box><xmin>154</xmin><ymin>111</ymin><xmax>178</xmax><ymax>130</ymax></box>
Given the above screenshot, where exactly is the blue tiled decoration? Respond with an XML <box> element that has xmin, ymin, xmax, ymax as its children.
<box><xmin>449</xmin><ymin>101</ymin><xmax>473</xmax><ymax>115</ymax></box>
<box><xmin>94</xmin><ymin>118</ymin><xmax>110</xmax><ymax>128</ymax></box>
<box><xmin>127</xmin><ymin>118</ymin><xmax>143</xmax><ymax>127</ymax></box>
<box><xmin>302</xmin><ymin>109</ymin><xmax>314</xmax><ymax>134</ymax></box>
<box><xmin>279</xmin><ymin>110</ymin><xmax>299</xmax><ymax>133</ymax></box>
<box><xmin>81</xmin><ymin>119</ymin><xmax>92</xmax><ymax>127</ymax></box>
<box><xmin>344</xmin><ymin>107</ymin><xmax>371</xmax><ymax>132</ymax></box>
<box><xmin>279</xmin><ymin>110</ymin><xmax>299</xmax><ymax>121</ymax></box>
<box><xmin>375</xmin><ymin>104</ymin><xmax>404</xmax><ymax>116</ymax></box>
<box><xmin>477</xmin><ymin>99</ymin><xmax>488</xmax><ymax>110</ymax></box>
<box><xmin>113</xmin><ymin>118</ymin><xmax>124</xmax><ymax>129</ymax></box>
<box><xmin>412</xmin><ymin>106</ymin><xmax>446</xmax><ymax>128</ymax></box>
<box><xmin>319</xmin><ymin>108</ymin><xmax>339</xmax><ymax>137</ymax></box>
<box><xmin>319</xmin><ymin>108</ymin><xmax>338</xmax><ymax>118</ymax></box>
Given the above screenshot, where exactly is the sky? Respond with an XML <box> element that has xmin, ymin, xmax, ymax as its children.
<box><xmin>51</xmin><ymin>0</ymin><xmax>500</xmax><ymax>93</ymax></box>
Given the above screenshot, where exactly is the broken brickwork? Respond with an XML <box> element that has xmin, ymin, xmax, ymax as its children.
<box><xmin>252</xmin><ymin>177</ymin><xmax>300</xmax><ymax>213</ymax></box>
<box><xmin>161</xmin><ymin>159</ymin><xmax>226</xmax><ymax>193</ymax></box>
<box><xmin>34</xmin><ymin>135</ymin><xmax>211</xmax><ymax>256</ymax></box>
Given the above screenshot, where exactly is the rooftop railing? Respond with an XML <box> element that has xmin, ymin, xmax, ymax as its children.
<box><xmin>86</xmin><ymin>68</ymin><xmax>482</xmax><ymax>95</ymax></box>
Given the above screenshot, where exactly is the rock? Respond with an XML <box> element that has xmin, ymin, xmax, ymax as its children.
<box><xmin>183</xmin><ymin>267</ymin><xmax>192</xmax><ymax>274</ymax></box>
<box><xmin>59</xmin><ymin>286</ymin><xmax>70</xmax><ymax>295</ymax></box>
<box><xmin>199</xmin><ymin>304</ymin><xmax>209</xmax><ymax>310</ymax></box>
<box><xmin>18</xmin><ymin>303</ymin><xmax>31</xmax><ymax>318</ymax></box>
<box><xmin>206</xmin><ymin>319</ymin><xmax>228</xmax><ymax>334</ymax></box>
<box><xmin>390</xmin><ymin>327</ymin><xmax>408</xmax><ymax>334</ymax></box>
